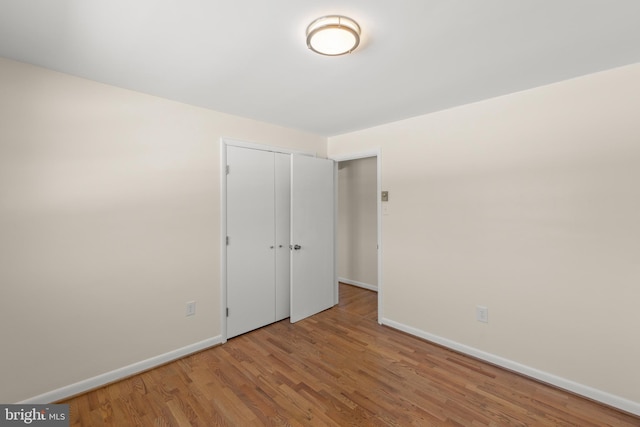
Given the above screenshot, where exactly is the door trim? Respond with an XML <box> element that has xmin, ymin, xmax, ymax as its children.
<box><xmin>220</xmin><ymin>137</ymin><xmax>315</xmax><ymax>342</ymax></box>
<box><xmin>223</xmin><ymin>137</ymin><xmax>317</xmax><ymax>156</ymax></box>
<box><xmin>330</xmin><ymin>149</ymin><xmax>383</xmax><ymax>325</ymax></box>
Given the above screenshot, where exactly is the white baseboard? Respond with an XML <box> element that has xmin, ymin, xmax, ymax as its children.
<box><xmin>338</xmin><ymin>277</ymin><xmax>377</xmax><ymax>292</ymax></box>
<box><xmin>18</xmin><ymin>336</ymin><xmax>223</xmax><ymax>404</ymax></box>
<box><xmin>381</xmin><ymin>318</ymin><xmax>640</xmax><ymax>417</ymax></box>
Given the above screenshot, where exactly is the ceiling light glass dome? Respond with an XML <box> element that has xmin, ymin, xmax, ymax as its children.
<box><xmin>306</xmin><ymin>15</ymin><xmax>361</xmax><ymax>56</ymax></box>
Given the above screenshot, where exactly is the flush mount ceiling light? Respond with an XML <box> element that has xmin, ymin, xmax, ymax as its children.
<box><xmin>306</xmin><ymin>15</ymin><xmax>361</xmax><ymax>56</ymax></box>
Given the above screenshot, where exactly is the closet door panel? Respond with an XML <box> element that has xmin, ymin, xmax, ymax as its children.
<box><xmin>226</xmin><ymin>146</ymin><xmax>276</xmax><ymax>338</ymax></box>
<box><xmin>290</xmin><ymin>154</ymin><xmax>335</xmax><ymax>323</ymax></box>
<box><xmin>274</xmin><ymin>153</ymin><xmax>291</xmax><ymax>321</ymax></box>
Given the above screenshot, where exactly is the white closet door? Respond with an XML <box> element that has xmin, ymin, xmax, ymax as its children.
<box><xmin>226</xmin><ymin>146</ymin><xmax>276</xmax><ymax>338</ymax></box>
<box><xmin>274</xmin><ymin>153</ymin><xmax>291</xmax><ymax>321</ymax></box>
<box><xmin>290</xmin><ymin>154</ymin><xmax>335</xmax><ymax>323</ymax></box>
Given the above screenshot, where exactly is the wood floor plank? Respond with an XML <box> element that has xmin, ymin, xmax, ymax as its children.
<box><xmin>61</xmin><ymin>283</ymin><xmax>640</xmax><ymax>426</ymax></box>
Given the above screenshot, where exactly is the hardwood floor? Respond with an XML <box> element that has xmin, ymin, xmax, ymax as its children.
<box><xmin>63</xmin><ymin>284</ymin><xmax>639</xmax><ymax>426</ymax></box>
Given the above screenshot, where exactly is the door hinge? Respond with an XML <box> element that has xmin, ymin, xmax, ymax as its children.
<box><xmin>226</xmin><ymin>165</ymin><xmax>230</xmax><ymax>175</ymax></box>
<box><xmin>226</xmin><ymin>307</ymin><xmax>229</xmax><ymax>317</ymax></box>
<box><xmin>226</xmin><ymin>236</ymin><xmax>230</xmax><ymax>245</ymax></box>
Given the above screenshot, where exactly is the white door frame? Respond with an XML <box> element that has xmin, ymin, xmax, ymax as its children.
<box><xmin>330</xmin><ymin>149</ymin><xmax>383</xmax><ymax>325</ymax></box>
<box><xmin>220</xmin><ymin>137</ymin><xmax>317</xmax><ymax>342</ymax></box>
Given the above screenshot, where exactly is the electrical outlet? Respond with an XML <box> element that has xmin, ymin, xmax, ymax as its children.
<box><xmin>476</xmin><ymin>305</ymin><xmax>488</xmax><ymax>323</ymax></box>
<box><xmin>186</xmin><ymin>301</ymin><xmax>196</xmax><ymax>317</ymax></box>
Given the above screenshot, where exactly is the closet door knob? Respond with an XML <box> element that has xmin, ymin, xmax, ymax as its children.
<box><xmin>293</xmin><ymin>244</ymin><xmax>302</xmax><ymax>250</ymax></box>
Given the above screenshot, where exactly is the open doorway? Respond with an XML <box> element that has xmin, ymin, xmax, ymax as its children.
<box><xmin>337</xmin><ymin>157</ymin><xmax>378</xmax><ymax>291</ymax></box>
<box><xmin>333</xmin><ymin>150</ymin><xmax>382</xmax><ymax>324</ymax></box>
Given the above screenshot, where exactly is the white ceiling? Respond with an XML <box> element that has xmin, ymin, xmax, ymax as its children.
<box><xmin>1</xmin><ymin>1</ymin><xmax>639</xmax><ymax>136</ymax></box>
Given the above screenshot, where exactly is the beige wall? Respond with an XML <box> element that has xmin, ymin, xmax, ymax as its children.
<box><xmin>0</xmin><ymin>57</ymin><xmax>325</xmax><ymax>403</ymax></box>
<box><xmin>328</xmin><ymin>64</ymin><xmax>640</xmax><ymax>407</ymax></box>
<box><xmin>337</xmin><ymin>158</ymin><xmax>378</xmax><ymax>288</ymax></box>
